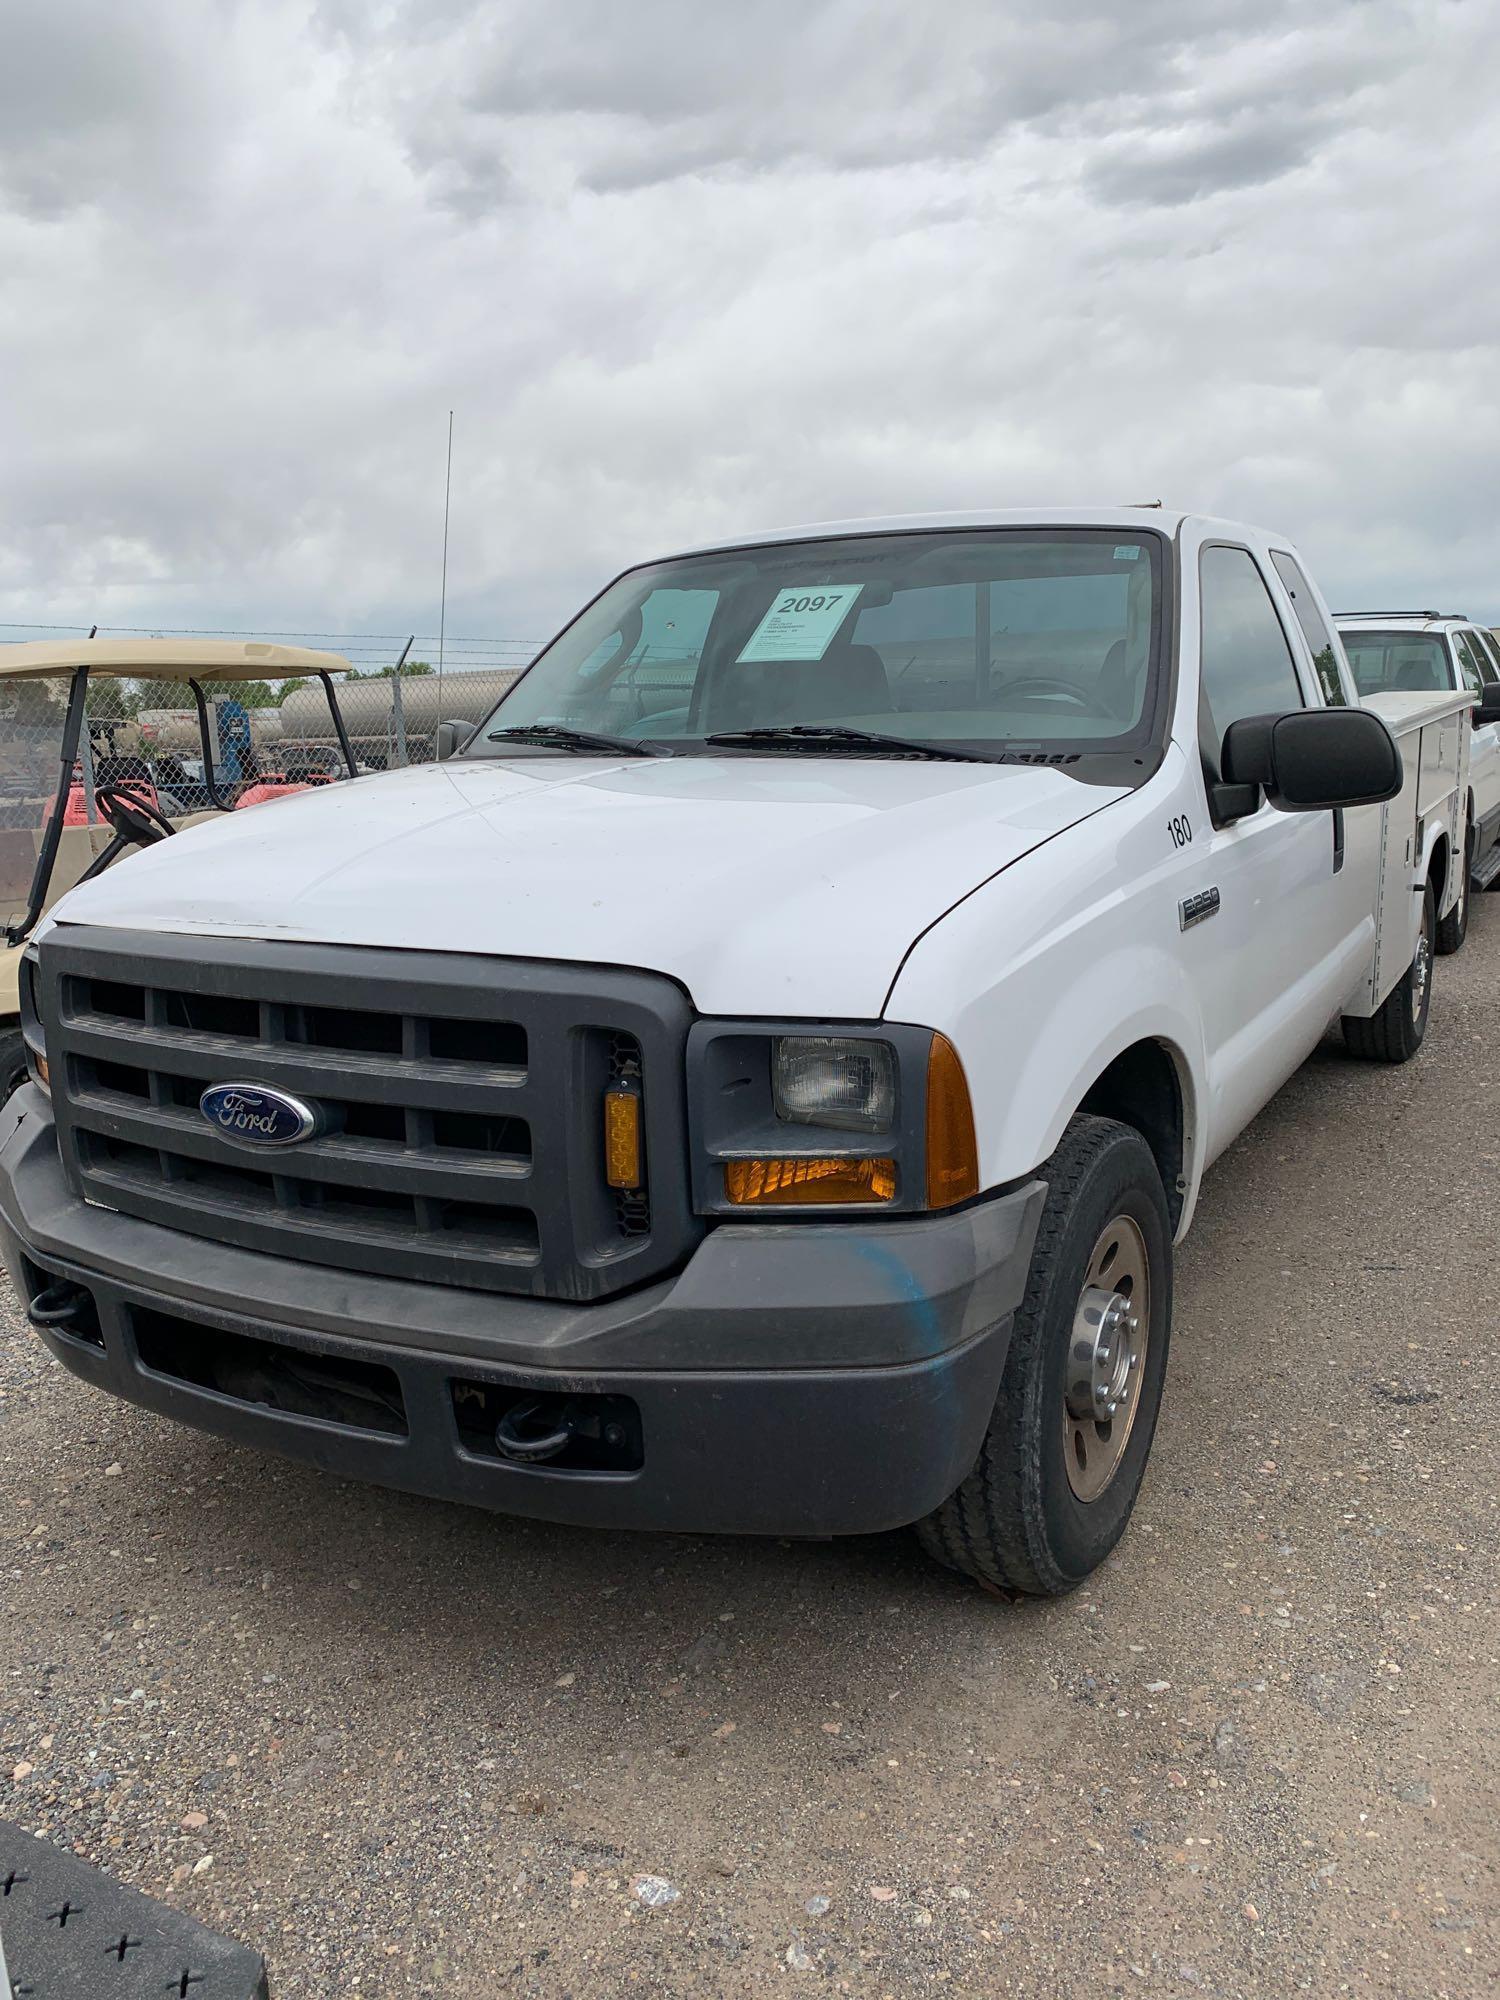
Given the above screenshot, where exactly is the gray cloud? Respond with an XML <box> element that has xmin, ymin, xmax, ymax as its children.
<box><xmin>1083</xmin><ymin>109</ymin><xmax>1327</xmax><ymax>207</ymax></box>
<box><xmin>1</xmin><ymin>0</ymin><xmax>1498</xmax><ymax>642</ymax></box>
<box><xmin>410</xmin><ymin>0</ymin><xmax>1317</xmax><ymax>198</ymax></box>
<box><xmin>0</xmin><ymin>0</ymin><xmax>229</xmax><ymax>219</ymax></box>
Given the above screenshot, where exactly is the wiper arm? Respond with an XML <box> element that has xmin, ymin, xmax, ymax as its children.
<box><xmin>486</xmin><ymin>724</ymin><xmax>662</xmax><ymax>757</ymax></box>
<box><xmin>703</xmin><ymin>724</ymin><xmax>980</xmax><ymax>762</ymax></box>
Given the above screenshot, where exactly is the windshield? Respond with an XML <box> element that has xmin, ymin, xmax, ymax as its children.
<box><xmin>0</xmin><ymin>673</ymin><xmax>72</xmax><ymax>930</ymax></box>
<box><xmin>1340</xmin><ymin>630</ymin><xmax>1454</xmax><ymax>696</ymax></box>
<box><xmin>468</xmin><ymin>529</ymin><xmax>1165</xmax><ymax>759</ymax></box>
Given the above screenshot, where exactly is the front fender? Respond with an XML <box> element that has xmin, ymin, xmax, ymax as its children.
<box><xmin>887</xmin><ymin>838</ymin><xmax>1209</xmax><ymax>1240</ymax></box>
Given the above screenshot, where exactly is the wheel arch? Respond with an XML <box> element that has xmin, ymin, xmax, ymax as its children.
<box><xmin>1424</xmin><ymin>822</ymin><xmax>1452</xmax><ymax>914</ymax></box>
<box><xmin>1073</xmin><ymin>1037</ymin><xmax>1193</xmax><ymax>1234</ymax></box>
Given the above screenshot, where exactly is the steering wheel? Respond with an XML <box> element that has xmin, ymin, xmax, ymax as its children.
<box><xmin>1002</xmin><ymin>678</ymin><xmax>1094</xmax><ymax>707</ymax></box>
<box><xmin>95</xmin><ymin>784</ymin><xmax>177</xmax><ymax>848</ymax></box>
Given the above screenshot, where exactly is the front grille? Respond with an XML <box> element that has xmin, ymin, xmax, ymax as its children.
<box><xmin>41</xmin><ymin>928</ymin><xmax>698</xmax><ymax>1302</ymax></box>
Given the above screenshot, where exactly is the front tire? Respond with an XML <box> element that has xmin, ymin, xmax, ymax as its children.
<box><xmin>1342</xmin><ymin>882</ymin><xmax>1434</xmax><ymax>1063</ymax></box>
<box><xmin>915</xmin><ymin>1115</ymin><xmax>1172</xmax><ymax>1597</ymax></box>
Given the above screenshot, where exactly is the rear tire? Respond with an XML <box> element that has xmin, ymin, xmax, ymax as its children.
<box><xmin>1342</xmin><ymin>883</ymin><xmax>1434</xmax><ymax>1063</ymax></box>
<box><xmin>915</xmin><ymin>1115</ymin><xmax>1172</xmax><ymax>1597</ymax></box>
<box><xmin>1436</xmin><ymin>835</ymin><xmax>1471</xmax><ymax>954</ymax></box>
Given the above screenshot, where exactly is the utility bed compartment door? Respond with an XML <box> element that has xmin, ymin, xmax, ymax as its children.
<box><xmin>1366</xmin><ymin>734</ymin><xmax>1422</xmax><ymax>1014</ymax></box>
<box><xmin>1351</xmin><ymin>692</ymin><xmax>1470</xmax><ymax>1015</ymax></box>
<box><xmin>1415</xmin><ymin>709</ymin><xmax>1463</xmax><ymax>823</ymax></box>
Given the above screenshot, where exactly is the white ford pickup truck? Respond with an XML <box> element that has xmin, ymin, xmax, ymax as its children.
<box><xmin>2</xmin><ymin>510</ymin><xmax>1489</xmax><ymax>1596</ymax></box>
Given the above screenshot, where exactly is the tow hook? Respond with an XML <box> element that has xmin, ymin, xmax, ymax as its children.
<box><xmin>26</xmin><ymin>1280</ymin><xmax>92</xmax><ymax>1333</ymax></box>
<box><xmin>494</xmin><ymin>1395</ymin><xmax>580</xmax><ymax>1464</ymax></box>
<box><xmin>492</xmin><ymin>1392</ymin><xmax>637</xmax><ymax>1467</ymax></box>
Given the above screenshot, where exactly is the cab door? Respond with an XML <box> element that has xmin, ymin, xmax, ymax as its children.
<box><xmin>1454</xmin><ymin>630</ymin><xmax>1500</xmax><ymax>863</ymax></box>
<box><xmin>1188</xmin><ymin>542</ymin><xmax>1369</xmax><ymax>1165</ymax></box>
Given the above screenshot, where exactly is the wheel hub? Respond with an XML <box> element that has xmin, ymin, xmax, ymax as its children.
<box><xmin>1067</xmin><ymin>1289</ymin><xmax>1141</xmax><ymax>1423</ymax></box>
<box><xmin>1063</xmin><ymin>1216</ymin><xmax>1151</xmax><ymax>1503</ymax></box>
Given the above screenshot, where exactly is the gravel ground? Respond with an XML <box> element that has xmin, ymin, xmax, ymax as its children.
<box><xmin>3</xmin><ymin>910</ymin><xmax>1498</xmax><ymax>1999</ymax></box>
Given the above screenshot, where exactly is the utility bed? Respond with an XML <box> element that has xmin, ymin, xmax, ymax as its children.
<box><xmin>1349</xmin><ymin>687</ymin><xmax>1471</xmax><ymax>1015</ymax></box>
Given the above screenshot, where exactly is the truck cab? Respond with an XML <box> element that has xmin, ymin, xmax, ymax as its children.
<box><xmin>0</xmin><ymin>511</ymin><xmax>1470</xmax><ymax>1597</ymax></box>
<box><xmin>1337</xmin><ymin>610</ymin><xmax>1500</xmax><ymax>944</ymax></box>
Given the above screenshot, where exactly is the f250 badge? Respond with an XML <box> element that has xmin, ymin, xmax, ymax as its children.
<box><xmin>199</xmin><ymin>1081</ymin><xmax>321</xmax><ymax>1147</ymax></box>
<box><xmin>1179</xmin><ymin>888</ymin><xmax>1221</xmax><ymax>931</ymax></box>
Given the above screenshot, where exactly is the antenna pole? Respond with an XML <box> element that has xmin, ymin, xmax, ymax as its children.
<box><xmin>437</xmin><ymin>410</ymin><xmax>453</xmax><ymax>730</ymax></box>
<box><xmin>81</xmin><ymin>624</ymin><xmax>100</xmax><ymax>824</ymax></box>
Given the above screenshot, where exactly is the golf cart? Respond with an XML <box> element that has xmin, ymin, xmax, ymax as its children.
<box><xmin>0</xmin><ymin>638</ymin><xmax>358</xmax><ymax>1096</ymax></box>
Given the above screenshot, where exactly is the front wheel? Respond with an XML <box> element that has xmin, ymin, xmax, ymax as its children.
<box><xmin>1342</xmin><ymin>882</ymin><xmax>1434</xmax><ymax>1063</ymax></box>
<box><xmin>915</xmin><ymin>1115</ymin><xmax>1172</xmax><ymax>1597</ymax></box>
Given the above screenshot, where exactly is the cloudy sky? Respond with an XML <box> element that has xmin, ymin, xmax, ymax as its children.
<box><xmin>2</xmin><ymin>0</ymin><xmax>1497</xmax><ymax>651</ymax></box>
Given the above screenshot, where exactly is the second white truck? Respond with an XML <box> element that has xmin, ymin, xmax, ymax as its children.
<box><xmin>1337</xmin><ymin>610</ymin><xmax>1500</xmax><ymax>951</ymax></box>
<box><xmin>1</xmin><ymin>509</ymin><xmax>1489</xmax><ymax>1596</ymax></box>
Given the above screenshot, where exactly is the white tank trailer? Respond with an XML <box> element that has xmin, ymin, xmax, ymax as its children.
<box><xmin>277</xmin><ymin>670</ymin><xmax>522</xmax><ymax>764</ymax></box>
<box><xmin>138</xmin><ymin>670</ymin><xmax>523</xmax><ymax>770</ymax></box>
<box><xmin>138</xmin><ymin>708</ymin><xmax>285</xmax><ymax>754</ymax></box>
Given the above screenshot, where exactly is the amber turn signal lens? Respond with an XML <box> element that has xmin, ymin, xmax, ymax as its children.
<box><xmin>603</xmin><ymin>1086</ymin><xmax>642</xmax><ymax>1189</ymax></box>
<box><xmin>34</xmin><ymin>1053</ymin><xmax>49</xmax><ymax>1090</ymax></box>
<box><xmin>724</xmin><ymin>1156</ymin><xmax>896</xmax><ymax>1207</ymax></box>
<box><xmin>925</xmin><ymin>1033</ymin><xmax>979</xmax><ymax>1209</ymax></box>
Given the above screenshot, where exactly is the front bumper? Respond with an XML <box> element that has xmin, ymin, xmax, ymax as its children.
<box><xmin>0</xmin><ymin>1089</ymin><xmax>1044</xmax><ymax>1536</ymax></box>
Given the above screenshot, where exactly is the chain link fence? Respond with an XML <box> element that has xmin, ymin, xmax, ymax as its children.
<box><xmin>0</xmin><ymin>629</ymin><xmax>534</xmax><ymax>933</ymax></box>
<box><xmin>0</xmin><ymin>625</ymin><xmax>537</xmax><ymax>810</ymax></box>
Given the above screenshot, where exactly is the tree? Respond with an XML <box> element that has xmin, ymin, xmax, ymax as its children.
<box><xmin>346</xmin><ymin>659</ymin><xmax>435</xmax><ymax>680</ymax></box>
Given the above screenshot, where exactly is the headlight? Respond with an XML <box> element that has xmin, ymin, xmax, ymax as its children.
<box><xmin>772</xmin><ymin>1036</ymin><xmax>896</xmax><ymax>1134</ymax></box>
<box><xmin>689</xmin><ymin>1022</ymin><xmax>979</xmax><ymax>1215</ymax></box>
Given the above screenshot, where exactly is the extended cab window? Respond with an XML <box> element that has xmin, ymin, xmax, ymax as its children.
<box><xmin>472</xmin><ymin>529</ymin><xmax>1164</xmax><ymax>763</ymax></box>
<box><xmin>1198</xmin><ymin>546</ymin><xmax>1305</xmax><ymax>777</ymax></box>
<box><xmin>1269</xmin><ymin>550</ymin><xmax>1346</xmax><ymax>705</ymax></box>
<box><xmin>1340</xmin><ymin>632</ymin><xmax>1452</xmax><ymax>696</ymax></box>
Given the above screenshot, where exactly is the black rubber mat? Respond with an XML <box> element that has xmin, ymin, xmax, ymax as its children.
<box><xmin>0</xmin><ymin>1819</ymin><xmax>268</xmax><ymax>1997</ymax></box>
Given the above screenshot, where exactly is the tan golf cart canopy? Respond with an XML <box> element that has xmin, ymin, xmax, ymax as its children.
<box><xmin>0</xmin><ymin>637</ymin><xmax>357</xmax><ymax>946</ymax></box>
<box><xmin>0</xmin><ymin>638</ymin><xmax>350</xmax><ymax>681</ymax></box>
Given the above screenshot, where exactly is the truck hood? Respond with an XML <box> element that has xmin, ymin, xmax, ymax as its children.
<box><xmin>47</xmin><ymin>755</ymin><xmax>1124</xmax><ymax>1017</ymax></box>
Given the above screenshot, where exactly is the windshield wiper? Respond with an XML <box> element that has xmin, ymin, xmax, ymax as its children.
<box><xmin>486</xmin><ymin>724</ymin><xmax>662</xmax><ymax>757</ymax></box>
<box><xmin>703</xmin><ymin>724</ymin><xmax>982</xmax><ymax>762</ymax></box>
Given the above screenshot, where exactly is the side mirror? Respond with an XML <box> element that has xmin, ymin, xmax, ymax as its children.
<box><xmin>1221</xmin><ymin>707</ymin><xmax>1403</xmax><ymax>813</ymax></box>
<box><xmin>434</xmin><ymin>720</ymin><xmax>467</xmax><ymax>762</ymax></box>
<box><xmin>1476</xmin><ymin>682</ymin><xmax>1500</xmax><ymax>726</ymax></box>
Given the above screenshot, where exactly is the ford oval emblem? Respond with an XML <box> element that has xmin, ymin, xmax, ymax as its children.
<box><xmin>199</xmin><ymin>1081</ymin><xmax>321</xmax><ymax>1148</ymax></box>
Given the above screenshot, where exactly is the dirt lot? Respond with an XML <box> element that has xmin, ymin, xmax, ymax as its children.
<box><xmin>3</xmin><ymin>910</ymin><xmax>1497</xmax><ymax>2000</ymax></box>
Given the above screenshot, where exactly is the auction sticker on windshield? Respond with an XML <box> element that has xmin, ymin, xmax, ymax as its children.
<box><xmin>737</xmin><ymin>584</ymin><xmax>864</xmax><ymax>662</ymax></box>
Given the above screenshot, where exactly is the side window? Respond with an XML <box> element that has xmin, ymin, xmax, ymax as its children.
<box><xmin>1475</xmin><ymin>627</ymin><xmax>1500</xmax><ymax>678</ymax></box>
<box><xmin>1452</xmin><ymin>632</ymin><xmax>1486</xmax><ymax>695</ymax></box>
<box><xmin>1269</xmin><ymin>550</ymin><xmax>1346</xmax><ymax>705</ymax></box>
<box><xmin>1199</xmin><ymin>545</ymin><xmax>1307</xmax><ymax>776</ymax></box>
